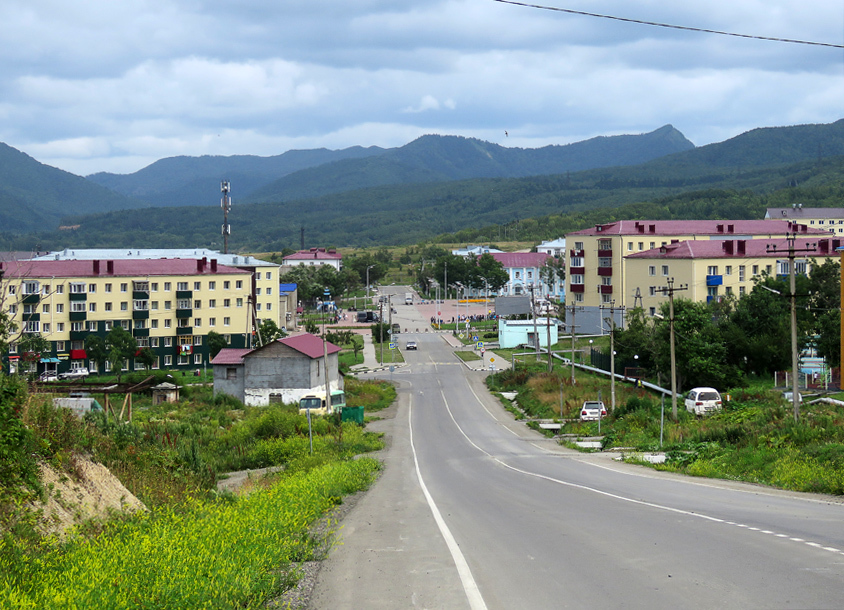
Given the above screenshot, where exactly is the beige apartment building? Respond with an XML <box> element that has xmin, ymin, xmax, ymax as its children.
<box><xmin>625</xmin><ymin>236</ymin><xmax>841</xmax><ymax>315</ymax></box>
<box><xmin>0</xmin><ymin>258</ymin><xmax>256</xmax><ymax>377</ymax></box>
<box><xmin>765</xmin><ymin>207</ymin><xmax>844</xmax><ymax>234</ymax></box>
<box><xmin>563</xmin><ymin>220</ymin><xmax>829</xmax><ymax>333</ymax></box>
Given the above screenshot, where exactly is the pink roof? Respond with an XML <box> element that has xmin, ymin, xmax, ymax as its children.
<box><xmin>0</xmin><ymin>258</ymin><xmax>250</xmax><ymax>279</ymax></box>
<box><xmin>626</xmin><ymin>236</ymin><xmax>842</xmax><ymax>259</ymax></box>
<box><xmin>283</xmin><ymin>248</ymin><xmax>342</xmax><ymax>261</ymax></box>
<box><xmin>491</xmin><ymin>252</ymin><xmax>551</xmax><ymax>268</ymax></box>
<box><xmin>210</xmin><ymin>348</ymin><xmax>253</xmax><ymax>365</ymax></box>
<box><xmin>567</xmin><ymin>219</ymin><xmax>828</xmax><ymax>237</ymax></box>
<box><xmin>279</xmin><ymin>333</ymin><xmax>341</xmax><ymax>359</ymax></box>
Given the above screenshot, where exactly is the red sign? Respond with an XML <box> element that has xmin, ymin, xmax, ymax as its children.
<box><xmin>70</xmin><ymin>349</ymin><xmax>87</xmax><ymax>360</ymax></box>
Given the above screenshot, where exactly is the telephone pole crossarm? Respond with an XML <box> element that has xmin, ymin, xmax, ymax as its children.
<box><xmin>653</xmin><ymin>278</ymin><xmax>688</xmax><ymax>420</ymax></box>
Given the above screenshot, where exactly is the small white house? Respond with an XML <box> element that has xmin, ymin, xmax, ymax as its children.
<box><xmin>282</xmin><ymin>248</ymin><xmax>343</xmax><ymax>270</ymax></box>
<box><xmin>498</xmin><ymin>317</ymin><xmax>560</xmax><ymax>349</ymax></box>
<box><xmin>537</xmin><ymin>238</ymin><xmax>566</xmax><ymax>257</ymax></box>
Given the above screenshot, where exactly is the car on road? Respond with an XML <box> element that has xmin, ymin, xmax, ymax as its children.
<box><xmin>405</xmin><ymin>341</ymin><xmax>418</xmax><ymax>350</ymax></box>
<box><xmin>58</xmin><ymin>368</ymin><xmax>89</xmax><ymax>381</ymax></box>
<box><xmin>684</xmin><ymin>387</ymin><xmax>722</xmax><ymax>415</ymax></box>
<box><xmin>579</xmin><ymin>400</ymin><xmax>607</xmax><ymax>421</ymax></box>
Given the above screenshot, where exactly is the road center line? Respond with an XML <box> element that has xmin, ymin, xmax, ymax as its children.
<box><xmin>441</xmin><ymin>388</ymin><xmax>844</xmax><ymax>560</ymax></box>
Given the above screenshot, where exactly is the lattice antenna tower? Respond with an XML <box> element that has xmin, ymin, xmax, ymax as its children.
<box><xmin>221</xmin><ymin>180</ymin><xmax>232</xmax><ymax>254</ymax></box>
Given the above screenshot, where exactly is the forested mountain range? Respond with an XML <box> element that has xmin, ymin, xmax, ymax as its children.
<box><xmin>0</xmin><ymin>143</ymin><xmax>139</xmax><ymax>233</ymax></box>
<box><xmin>2</xmin><ymin>119</ymin><xmax>844</xmax><ymax>252</ymax></box>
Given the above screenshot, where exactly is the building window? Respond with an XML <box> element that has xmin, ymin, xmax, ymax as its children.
<box><xmin>151</xmin><ymin>301</ymin><xmax>158</xmax><ymax>310</ymax></box>
<box><xmin>8</xmin><ymin>305</ymin><xmax>16</xmax><ymax>315</ymax></box>
<box><xmin>194</xmin><ymin>335</ymin><xmax>202</xmax><ymax>346</ymax></box>
<box><xmin>104</xmin><ymin>321</ymin><xmax>113</xmax><ymax>331</ymax></box>
<box><xmin>165</xmin><ymin>301</ymin><xmax>172</xmax><ymax>310</ymax></box>
<box><xmin>194</xmin><ymin>353</ymin><xmax>202</xmax><ymax>365</ymax></box>
<box><xmin>256</xmin><ymin>303</ymin><xmax>262</xmax><ymax>311</ymax></box>
<box><xmin>164</xmin><ymin>282</ymin><xmax>171</xmax><ymax>291</ymax></box>
<box><xmin>739</xmin><ymin>265</ymin><xmax>745</xmax><ymax>282</ymax></box>
<box><xmin>42</xmin><ymin>323</ymin><xmax>50</xmax><ymax>334</ymax></box>
<box><xmin>662</xmin><ymin>265</ymin><xmax>669</xmax><ymax>276</ymax></box>
<box><xmin>570</xmin><ymin>256</ymin><xmax>583</xmax><ymax>267</ymax></box>
<box><xmin>224</xmin><ymin>281</ymin><xmax>230</xmax><ymax>290</ymax></box>
<box><xmin>627</xmin><ymin>242</ymin><xmax>633</xmax><ymax>251</ymax></box>
<box><xmin>256</xmin><ymin>288</ymin><xmax>262</xmax><ymax>296</ymax></box>
<box><xmin>88</xmin><ymin>284</ymin><xmax>97</xmax><ymax>293</ymax></box>
<box><xmin>194</xmin><ymin>318</ymin><xmax>201</xmax><ymax>327</ymax></box>
<box><xmin>69</xmin><ymin>282</ymin><xmax>86</xmax><ymax>294</ymax></box>
<box><xmin>23</xmin><ymin>281</ymin><xmax>40</xmax><ymax>295</ymax></box>
<box><xmin>236</xmin><ymin>298</ymin><xmax>243</xmax><ymax>307</ymax></box>
<box><xmin>134</xmin><ymin>320</ymin><xmax>146</xmax><ymax>329</ymax></box>
<box><xmin>648</xmin><ymin>266</ymin><xmax>656</xmax><ymax>276</ymax></box>
<box><xmin>725</xmin><ymin>286</ymin><xmax>733</xmax><ymax>295</ymax></box>
<box><xmin>105</xmin><ymin>302</ymin><xmax>112</xmax><ymax>311</ymax></box>
<box><xmin>638</xmin><ymin>242</ymin><xmax>644</xmax><ymax>251</ymax></box>
<box><xmin>236</xmin><ymin>281</ymin><xmax>243</xmax><ymax>289</ymax></box>
<box><xmin>133</xmin><ymin>280</ymin><xmax>149</xmax><ymax>291</ymax></box>
<box><xmin>266</xmin><ymin>287</ymin><xmax>272</xmax><ymax>295</ymax></box>
<box><xmin>649</xmin><ymin>307</ymin><xmax>656</xmax><ymax>316</ymax></box>
<box><xmin>224</xmin><ymin>334</ymin><xmax>231</xmax><ymax>344</ymax></box>
<box><xmin>164</xmin><ymin>319</ymin><xmax>171</xmax><ymax>328</ymax></box>
<box><xmin>177</xmin><ymin>299</ymin><xmax>191</xmax><ymax>309</ymax></box>
<box><xmin>105</xmin><ymin>283</ymin><xmax>112</xmax><ymax>293</ymax></box>
<box><xmin>151</xmin><ymin>319</ymin><xmax>158</xmax><ymax>329</ymax></box>
<box><xmin>194</xmin><ymin>281</ymin><xmax>201</xmax><ymax>291</ymax></box>
<box><xmin>194</xmin><ymin>300</ymin><xmax>201</xmax><ymax>309</ymax></box>
<box><xmin>266</xmin><ymin>303</ymin><xmax>272</xmax><ymax>311</ymax></box>
<box><xmin>598</xmin><ymin>258</ymin><xmax>611</xmax><ymax>268</ymax></box>
<box><xmin>601</xmin><ymin>277</ymin><xmax>612</xmax><ymax>286</ymax></box>
<box><xmin>177</xmin><ymin>282</ymin><xmax>188</xmax><ymax>291</ymax></box>
<box><xmin>739</xmin><ymin>286</ymin><xmax>746</xmax><ymax>295</ymax></box>
<box><xmin>151</xmin><ymin>282</ymin><xmax>158</xmax><ymax>291</ymax></box>
<box><xmin>88</xmin><ymin>303</ymin><xmax>96</xmax><ymax>312</ymax></box>
<box><xmin>151</xmin><ymin>337</ymin><xmax>159</xmax><ymax>348</ymax></box>
<box><xmin>209</xmin><ymin>317</ymin><xmax>216</xmax><ymax>327</ymax></box>
<box><xmin>601</xmin><ymin>294</ymin><xmax>612</xmax><ymax>304</ymax></box>
<box><xmin>42</xmin><ymin>304</ymin><xmax>50</xmax><ymax>313</ymax></box>
<box><xmin>121</xmin><ymin>302</ymin><xmax>128</xmax><ymax>311</ymax></box>
<box><xmin>120</xmin><ymin>283</ymin><xmax>128</xmax><ymax>292</ymax></box>
<box><xmin>165</xmin><ymin>355</ymin><xmax>173</xmax><ymax>366</ymax></box>
<box><xmin>226</xmin><ymin>367</ymin><xmax>237</xmax><ymax>380</ymax></box>
<box><xmin>71</xmin><ymin>302</ymin><xmax>86</xmax><ymax>313</ymax></box>
<box><xmin>56</xmin><ymin>322</ymin><xmax>64</xmax><ymax>332</ymax></box>
<box><xmin>209</xmin><ymin>299</ymin><xmax>216</xmax><ymax>308</ymax></box>
<box><xmin>55</xmin><ymin>304</ymin><xmax>63</xmax><ymax>313</ymax></box>
<box><xmin>598</xmin><ymin>239</ymin><xmax>612</xmax><ymax>250</ymax></box>
<box><xmin>223</xmin><ymin>299</ymin><xmax>231</xmax><ymax>308</ymax></box>
<box><xmin>224</xmin><ymin>317</ymin><xmax>231</xmax><ymax>326</ymax></box>
<box><xmin>649</xmin><ymin>286</ymin><xmax>656</xmax><ymax>296</ymax></box>
<box><xmin>725</xmin><ymin>265</ymin><xmax>732</xmax><ymax>276</ymax></box>
<box><xmin>752</xmin><ymin>265</ymin><xmax>759</xmax><ymax>275</ymax></box>
<box><xmin>71</xmin><ymin>322</ymin><xmax>84</xmax><ymax>332</ymax></box>
<box><xmin>707</xmin><ymin>265</ymin><xmax>719</xmax><ymax>276</ymax></box>
<box><xmin>133</xmin><ymin>300</ymin><xmax>148</xmax><ymax>311</ymax></box>
<box><xmin>209</xmin><ymin>281</ymin><xmax>216</xmax><ymax>290</ymax></box>
<box><xmin>121</xmin><ymin>320</ymin><xmax>130</xmax><ymax>330</ymax></box>
<box><xmin>571</xmin><ymin>274</ymin><xmax>584</xmax><ymax>285</ymax></box>
<box><xmin>574</xmin><ymin>241</ymin><xmax>584</xmax><ymax>251</ymax></box>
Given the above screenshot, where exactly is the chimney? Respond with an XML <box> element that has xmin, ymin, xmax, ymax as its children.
<box><xmin>106</xmin><ymin>260</ymin><xmax>114</xmax><ymax>274</ymax></box>
<box><xmin>93</xmin><ymin>260</ymin><xmax>100</xmax><ymax>275</ymax></box>
<box><xmin>211</xmin><ymin>259</ymin><xmax>218</xmax><ymax>272</ymax></box>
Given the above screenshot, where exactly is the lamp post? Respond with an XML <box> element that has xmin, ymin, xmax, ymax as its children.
<box><xmin>366</xmin><ymin>265</ymin><xmax>375</xmax><ymax>309</ymax></box>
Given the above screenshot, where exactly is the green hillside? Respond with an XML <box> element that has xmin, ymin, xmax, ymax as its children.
<box><xmin>0</xmin><ymin>143</ymin><xmax>139</xmax><ymax>232</ymax></box>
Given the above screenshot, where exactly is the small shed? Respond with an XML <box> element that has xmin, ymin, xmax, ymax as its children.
<box><xmin>498</xmin><ymin>317</ymin><xmax>560</xmax><ymax>349</ymax></box>
<box><xmin>151</xmin><ymin>382</ymin><xmax>180</xmax><ymax>405</ymax></box>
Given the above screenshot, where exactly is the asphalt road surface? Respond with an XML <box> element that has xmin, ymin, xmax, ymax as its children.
<box><xmin>310</xmin><ymin>288</ymin><xmax>844</xmax><ymax>609</ymax></box>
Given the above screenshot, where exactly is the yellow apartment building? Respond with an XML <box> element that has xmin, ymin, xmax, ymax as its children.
<box><xmin>1</xmin><ymin>258</ymin><xmax>255</xmax><ymax>376</ymax></box>
<box><xmin>625</xmin><ymin>236</ymin><xmax>841</xmax><ymax>315</ymax></box>
<box><xmin>563</xmin><ymin>220</ymin><xmax>829</xmax><ymax>333</ymax></box>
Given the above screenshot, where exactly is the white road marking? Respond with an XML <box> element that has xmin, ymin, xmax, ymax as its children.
<box><xmin>439</xmin><ymin>388</ymin><xmax>844</xmax><ymax>561</ymax></box>
<box><xmin>408</xmin><ymin>394</ymin><xmax>488</xmax><ymax>610</ymax></box>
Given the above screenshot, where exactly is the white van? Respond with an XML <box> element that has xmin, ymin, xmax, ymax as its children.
<box><xmin>684</xmin><ymin>387</ymin><xmax>722</xmax><ymax>415</ymax></box>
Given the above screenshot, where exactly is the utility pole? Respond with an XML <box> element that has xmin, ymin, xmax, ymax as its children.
<box><xmin>546</xmin><ymin>306</ymin><xmax>553</xmax><ymax>373</ymax></box>
<box><xmin>601</xmin><ymin>300</ymin><xmax>624</xmax><ymax>412</ymax></box>
<box><xmin>529</xmin><ymin>285</ymin><xmax>539</xmax><ymax>357</ymax></box>
<box><xmin>569</xmin><ymin>304</ymin><xmax>577</xmax><ymax>384</ymax></box>
<box><xmin>379</xmin><ymin>296</ymin><xmax>384</xmax><ymax>365</ymax></box>
<box><xmin>654</xmin><ymin>278</ymin><xmax>688</xmax><ymax>420</ymax></box>
<box><xmin>768</xmin><ymin>234</ymin><xmax>817</xmax><ymax>422</ymax></box>
<box><xmin>221</xmin><ymin>181</ymin><xmax>231</xmax><ymax>254</ymax></box>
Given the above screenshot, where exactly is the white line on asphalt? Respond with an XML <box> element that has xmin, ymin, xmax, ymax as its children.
<box><xmin>408</xmin><ymin>394</ymin><xmax>488</xmax><ymax>610</ymax></box>
<box><xmin>440</xmin><ymin>389</ymin><xmax>844</xmax><ymax>561</ymax></box>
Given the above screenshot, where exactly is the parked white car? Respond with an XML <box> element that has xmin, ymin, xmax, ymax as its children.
<box><xmin>684</xmin><ymin>387</ymin><xmax>722</xmax><ymax>415</ymax></box>
<box><xmin>580</xmin><ymin>400</ymin><xmax>607</xmax><ymax>421</ymax></box>
<box><xmin>58</xmin><ymin>368</ymin><xmax>89</xmax><ymax>381</ymax></box>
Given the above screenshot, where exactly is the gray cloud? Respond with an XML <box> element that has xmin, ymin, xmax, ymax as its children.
<box><xmin>2</xmin><ymin>0</ymin><xmax>842</xmax><ymax>175</ymax></box>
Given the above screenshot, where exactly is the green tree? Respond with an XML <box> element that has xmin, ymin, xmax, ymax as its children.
<box><xmin>474</xmin><ymin>253</ymin><xmax>509</xmax><ymax>292</ymax></box>
<box><xmin>17</xmin><ymin>334</ymin><xmax>51</xmax><ymax>378</ymax></box>
<box><xmin>207</xmin><ymin>331</ymin><xmax>228</xmax><ymax>359</ymax></box>
<box><xmin>135</xmin><ymin>347</ymin><xmax>157</xmax><ymax>370</ymax></box>
<box><xmin>105</xmin><ymin>326</ymin><xmax>137</xmax><ymax>383</ymax></box>
<box><xmin>257</xmin><ymin>319</ymin><xmax>285</xmax><ymax>344</ymax></box>
<box><xmin>85</xmin><ymin>335</ymin><xmax>109</xmax><ymax>374</ymax></box>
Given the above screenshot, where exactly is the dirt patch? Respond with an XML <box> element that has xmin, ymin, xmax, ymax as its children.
<box><xmin>34</xmin><ymin>457</ymin><xmax>146</xmax><ymax>538</ymax></box>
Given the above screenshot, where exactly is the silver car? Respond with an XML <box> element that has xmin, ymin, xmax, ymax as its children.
<box><xmin>684</xmin><ymin>387</ymin><xmax>722</xmax><ymax>415</ymax></box>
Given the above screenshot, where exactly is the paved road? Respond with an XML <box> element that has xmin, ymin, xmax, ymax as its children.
<box><xmin>311</xmin><ymin>288</ymin><xmax>844</xmax><ymax>609</ymax></box>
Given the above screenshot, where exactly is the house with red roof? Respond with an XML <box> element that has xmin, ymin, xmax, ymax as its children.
<box><xmin>211</xmin><ymin>333</ymin><xmax>342</xmax><ymax>406</ymax></box>
<box><xmin>282</xmin><ymin>248</ymin><xmax>343</xmax><ymax>270</ymax></box>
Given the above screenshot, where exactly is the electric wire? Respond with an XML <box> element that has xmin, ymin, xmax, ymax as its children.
<box><xmin>491</xmin><ymin>0</ymin><xmax>844</xmax><ymax>49</ymax></box>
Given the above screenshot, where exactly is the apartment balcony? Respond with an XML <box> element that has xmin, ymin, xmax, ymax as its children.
<box><xmin>69</xmin><ymin>292</ymin><xmax>87</xmax><ymax>302</ymax></box>
<box><xmin>22</xmin><ymin>294</ymin><xmax>41</xmax><ymax>304</ymax></box>
<box><xmin>176</xmin><ymin>327</ymin><xmax>194</xmax><ymax>335</ymax></box>
<box><xmin>597</xmin><ymin>249</ymin><xmax>613</xmax><ymax>258</ymax></box>
<box><xmin>706</xmin><ymin>275</ymin><xmax>723</xmax><ymax>286</ymax></box>
<box><xmin>132</xmin><ymin>310</ymin><xmax>150</xmax><ymax>320</ymax></box>
<box><xmin>176</xmin><ymin>290</ymin><xmax>192</xmax><ymax>299</ymax></box>
<box><xmin>133</xmin><ymin>290</ymin><xmax>150</xmax><ymax>299</ymax></box>
<box><xmin>569</xmin><ymin>267</ymin><xmax>585</xmax><ymax>275</ymax></box>
<box><xmin>22</xmin><ymin>313</ymin><xmax>40</xmax><ymax>322</ymax></box>
<box><xmin>176</xmin><ymin>309</ymin><xmax>192</xmax><ymax>319</ymax></box>
<box><xmin>69</xmin><ymin>311</ymin><xmax>87</xmax><ymax>321</ymax></box>
<box><xmin>132</xmin><ymin>328</ymin><xmax>150</xmax><ymax>337</ymax></box>
<box><xmin>599</xmin><ymin>285</ymin><xmax>613</xmax><ymax>294</ymax></box>
<box><xmin>597</xmin><ymin>267</ymin><xmax>613</xmax><ymax>277</ymax></box>
<box><xmin>570</xmin><ymin>284</ymin><xmax>585</xmax><ymax>293</ymax></box>
<box><xmin>569</xmin><ymin>249</ymin><xmax>584</xmax><ymax>258</ymax></box>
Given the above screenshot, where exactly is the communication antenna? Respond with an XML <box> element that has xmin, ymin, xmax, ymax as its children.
<box><xmin>221</xmin><ymin>180</ymin><xmax>232</xmax><ymax>254</ymax></box>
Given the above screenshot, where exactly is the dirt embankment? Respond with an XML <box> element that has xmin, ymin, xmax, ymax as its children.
<box><xmin>34</xmin><ymin>457</ymin><xmax>146</xmax><ymax>537</ymax></box>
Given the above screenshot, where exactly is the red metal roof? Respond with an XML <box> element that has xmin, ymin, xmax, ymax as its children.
<box><xmin>626</xmin><ymin>236</ymin><xmax>841</xmax><ymax>259</ymax></box>
<box><xmin>210</xmin><ymin>348</ymin><xmax>253</xmax><ymax>365</ymax></box>
<box><xmin>0</xmin><ymin>258</ymin><xmax>250</xmax><ymax>279</ymax></box>
<box><xmin>283</xmin><ymin>248</ymin><xmax>343</xmax><ymax>261</ymax></box>
<box><xmin>491</xmin><ymin>252</ymin><xmax>551</xmax><ymax>268</ymax></box>
<box><xmin>566</xmin><ymin>219</ymin><xmax>829</xmax><ymax>237</ymax></box>
<box><xmin>279</xmin><ymin>333</ymin><xmax>341</xmax><ymax>359</ymax></box>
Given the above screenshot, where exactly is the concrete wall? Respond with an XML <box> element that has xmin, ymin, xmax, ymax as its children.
<box><xmin>213</xmin><ymin>364</ymin><xmax>245</xmax><ymax>401</ymax></box>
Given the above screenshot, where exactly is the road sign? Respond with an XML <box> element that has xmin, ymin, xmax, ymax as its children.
<box><xmin>389</xmin><ymin>342</ymin><xmax>396</xmax><ymax>350</ymax></box>
<box><xmin>490</xmin><ymin>357</ymin><xmax>495</xmax><ymax>363</ymax></box>
<box><xmin>472</xmin><ymin>335</ymin><xmax>479</xmax><ymax>341</ymax></box>
<box><xmin>476</xmin><ymin>341</ymin><xmax>484</xmax><ymax>350</ymax></box>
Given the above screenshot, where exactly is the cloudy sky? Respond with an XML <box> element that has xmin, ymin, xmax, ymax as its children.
<box><xmin>3</xmin><ymin>0</ymin><xmax>843</xmax><ymax>176</ymax></box>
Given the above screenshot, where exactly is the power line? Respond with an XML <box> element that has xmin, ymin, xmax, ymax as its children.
<box><xmin>491</xmin><ymin>0</ymin><xmax>844</xmax><ymax>49</ymax></box>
